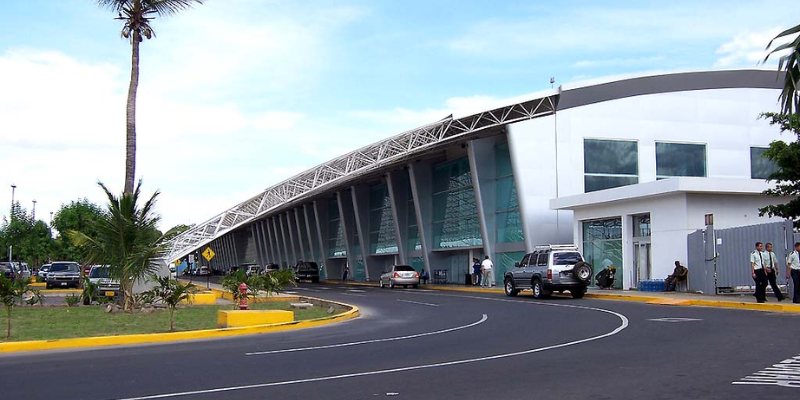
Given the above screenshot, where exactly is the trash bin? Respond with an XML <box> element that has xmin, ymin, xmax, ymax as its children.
<box><xmin>465</xmin><ymin>273</ymin><xmax>472</xmax><ymax>286</ymax></box>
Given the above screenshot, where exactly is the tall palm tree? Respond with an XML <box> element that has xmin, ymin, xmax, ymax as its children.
<box><xmin>97</xmin><ymin>0</ymin><xmax>203</xmax><ymax>194</ymax></box>
<box><xmin>69</xmin><ymin>180</ymin><xmax>168</xmax><ymax>310</ymax></box>
<box><xmin>765</xmin><ymin>24</ymin><xmax>800</xmax><ymax>116</ymax></box>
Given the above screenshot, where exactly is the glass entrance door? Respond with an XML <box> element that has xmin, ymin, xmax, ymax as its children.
<box><xmin>633</xmin><ymin>242</ymin><xmax>651</xmax><ymax>285</ymax></box>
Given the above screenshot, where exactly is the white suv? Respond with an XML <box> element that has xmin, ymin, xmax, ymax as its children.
<box><xmin>503</xmin><ymin>245</ymin><xmax>593</xmax><ymax>299</ymax></box>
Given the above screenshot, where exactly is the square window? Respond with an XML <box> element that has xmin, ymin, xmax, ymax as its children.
<box><xmin>656</xmin><ymin>142</ymin><xmax>706</xmax><ymax>178</ymax></box>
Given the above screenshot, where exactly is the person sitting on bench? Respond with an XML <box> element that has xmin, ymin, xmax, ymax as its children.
<box><xmin>595</xmin><ymin>260</ymin><xmax>616</xmax><ymax>289</ymax></box>
<box><xmin>664</xmin><ymin>261</ymin><xmax>688</xmax><ymax>291</ymax></box>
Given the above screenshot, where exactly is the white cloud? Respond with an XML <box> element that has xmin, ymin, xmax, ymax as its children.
<box><xmin>574</xmin><ymin>56</ymin><xmax>664</xmax><ymax>69</ymax></box>
<box><xmin>714</xmin><ymin>27</ymin><xmax>794</xmax><ymax>67</ymax></box>
<box><xmin>252</xmin><ymin>111</ymin><xmax>305</xmax><ymax>132</ymax></box>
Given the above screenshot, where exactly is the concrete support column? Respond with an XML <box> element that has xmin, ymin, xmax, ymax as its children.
<box><xmin>408</xmin><ymin>162</ymin><xmax>434</xmax><ymax>275</ymax></box>
<box><xmin>269</xmin><ymin>218</ymin><xmax>283</xmax><ymax>267</ymax></box>
<box><xmin>622</xmin><ymin>214</ymin><xmax>635</xmax><ymax>290</ymax></box>
<box><xmin>303</xmin><ymin>204</ymin><xmax>317</xmax><ymax>263</ymax></box>
<box><xmin>277</xmin><ymin>216</ymin><xmax>291</xmax><ymax>268</ymax></box>
<box><xmin>294</xmin><ymin>208</ymin><xmax>306</xmax><ymax>261</ymax></box>
<box><xmin>251</xmin><ymin>224</ymin><xmax>264</xmax><ymax>268</ymax></box>
<box><xmin>351</xmin><ymin>185</ymin><xmax>371</xmax><ymax>281</ymax></box>
<box><xmin>312</xmin><ymin>200</ymin><xmax>330</xmax><ymax>279</ymax></box>
<box><xmin>337</xmin><ymin>191</ymin><xmax>357</xmax><ymax>280</ymax></box>
<box><xmin>386</xmin><ymin>171</ymin><xmax>407</xmax><ymax>265</ymax></box>
<box><xmin>467</xmin><ymin>138</ymin><xmax>498</xmax><ymax>282</ymax></box>
<box><xmin>285</xmin><ymin>212</ymin><xmax>298</xmax><ymax>265</ymax></box>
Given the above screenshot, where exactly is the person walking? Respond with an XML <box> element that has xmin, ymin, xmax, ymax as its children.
<box><xmin>786</xmin><ymin>242</ymin><xmax>800</xmax><ymax>304</ymax></box>
<box><xmin>764</xmin><ymin>243</ymin><xmax>785</xmax><ymax>301</ymax></box>
<box><xmin>341</xmin><ymin>264</ymin><xmax>350</xmax><ymax>282</ymax></box>
<box><xmin>472</xmin><ymin>258</ymin><xmax>482</xmax><ymax>286</ymax></box>
<box><xmin>481</xmin><ymin>255</ymin><xmax>494</xmax><ymax>288</ymax></box>
<box><xmin>750</xmin><ymin>242</ymin><xmax>768</xmax><ymax>303</ymax></box>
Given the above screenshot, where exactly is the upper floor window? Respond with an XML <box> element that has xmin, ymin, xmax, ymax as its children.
<box><xmin>656</xmin><ymin>142</ymin><xmax>706</xmax><ymax>179</ymax></box>
<box><xmin>584</xmin><ymin>139</ymin><xmax>639</xmax><ymax>192</ymax></box>
<box><xmin>750</xmin><ymin>147</ymin><xmax>779</xmax><ymax>180</ymax></box>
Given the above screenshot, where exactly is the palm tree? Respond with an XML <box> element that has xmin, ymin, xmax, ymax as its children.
<box><xmin>765</xmin><ymin>24</ymin><xmax>800</xmax><ymax>116</ymax></box>
<box><xmin>69</xmin><ymin>180</ymin><xmax>168</xmax><ymax>310</ymax></box>
<box><xmin>146</xmin><ymin>276</ymin><xmax>196</xmax><ymax>331</ymax></box>
<box><xmin>97</xmin><ymin>0</ymin><xmax>203</xmax><ymax>194</ymax></box>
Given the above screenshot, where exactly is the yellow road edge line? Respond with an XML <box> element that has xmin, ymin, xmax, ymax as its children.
<box><xmin>0</xmin><ymin>297</ymin><xmax>359</xmax><ymax>353</ymax></box>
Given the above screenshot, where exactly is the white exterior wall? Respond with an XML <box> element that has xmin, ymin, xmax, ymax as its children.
<box><xmin>685</xmin><ymin>194</ymin><xmax>791</xmax><ymax>230</ymax></box>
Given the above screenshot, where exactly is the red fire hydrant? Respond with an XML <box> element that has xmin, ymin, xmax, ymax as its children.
<box><xmin>238</xmin><ymin>282</ymin><xmax>250</xmax><ymax>310</ymax></box>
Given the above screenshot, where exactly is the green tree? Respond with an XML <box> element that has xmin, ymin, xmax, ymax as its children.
<box><xmin>51</xmin><ymin>199</ymin><xmax>105</xmax><ymax>262</ymax></box>
<box><xmin>97</xmin><ymin>0</ymin><xmax>203</xmax><ymax>194</ymax></box>
<box><xmin>162</xmin><ymin>223</ymin><xmax>193</xmax><ymax>243</ymax></box>
<box><xmin>0</xmin><ymin>276</ymin><xmax>34</xmax><ymax>339</ymax></box>
<box><xmin>764</xmin><ymin>24</ymin><xmax>800</xmax><ymax>116</ymax></box>
<box><xmin>221</xmin><ymin>270</ymin><xmax>296</xmax><ymax>309</ymax></box>
<box><xmin>69</xmin><ymin>180</ymin><xmax>168</xmax><ymax>310</ymax></box>
<box><xmin>146</xmin><ymin>276</ymin><xmax>196</xmax><ymax>331</ymax></box>
<box><xmin>0</xmin><ymin>205</ymin><xmax>50</xmax><ymax>266</ymax></box>
<box><xmin>758</xmin><ymin>112</ymin><xmax>800</xmax><ymax>223</ymax></box>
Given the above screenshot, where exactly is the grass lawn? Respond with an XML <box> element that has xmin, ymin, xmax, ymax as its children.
<box><xmin>0</xmin><ymin>302</ymin><xmax>334</xmax><ymax>342</ymax></box>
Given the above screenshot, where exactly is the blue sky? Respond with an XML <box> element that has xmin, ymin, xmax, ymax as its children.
<box><xmin>0</xmin><ymin>0</ymin><xmax>795</xmax><ymax>230</ymax></box>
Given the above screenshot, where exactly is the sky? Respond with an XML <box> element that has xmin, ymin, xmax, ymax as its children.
<box><xmin>0</xmin><ymin>0</ymin><xmax>796</xmax><ymax>231</ymax></box>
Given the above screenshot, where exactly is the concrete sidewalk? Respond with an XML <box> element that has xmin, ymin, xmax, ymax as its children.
<box><xmin>329</xmin><ymin>280</ymin><xmax>800</xmax><ymax>313</ymax></box>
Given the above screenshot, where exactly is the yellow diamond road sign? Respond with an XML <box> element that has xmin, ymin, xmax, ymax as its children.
<box><xmin>202</xmin><ymin>247</ymin><xmax>215</xmax><ymax>262</ymax></box>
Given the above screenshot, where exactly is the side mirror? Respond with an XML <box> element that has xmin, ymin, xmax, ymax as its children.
<box><xmin>514</xmin><ymin>262</ymin><xmax>520</xmax><ymax>268</ymax></box>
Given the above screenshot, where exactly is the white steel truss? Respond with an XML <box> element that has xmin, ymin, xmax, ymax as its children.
<box><xmin>163</xmin><ymin>94</ymin><xmax>558</xmax><ymax>263</ymax></box>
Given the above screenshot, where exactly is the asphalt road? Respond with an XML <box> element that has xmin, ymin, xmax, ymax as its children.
<box><xmin>2</xmin><ymin>283</ymin><xmax>799</xmax><ymax>400</ymax></box>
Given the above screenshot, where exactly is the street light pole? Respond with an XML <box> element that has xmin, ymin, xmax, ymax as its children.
<box><xmin>10</xmin><ymin>183</ymin><xmax>16</xmax><ymax>219</ymax></box>
<box><xmin>32</xmin><ymin>199</ymin><xmax>37</xmax><ymax>221</ymax></box>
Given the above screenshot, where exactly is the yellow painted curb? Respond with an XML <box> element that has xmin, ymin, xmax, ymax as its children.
<box><xmin>0</xmin><ymin>297</ymin><xmax>358</xmax><ymax>353</ymax></box>
<box><xmin>218</xmin><ymin>310</ymin><xmax>294</xmax><ymax>328</ymax></box>
<box><xmin>29</xmin><ymin>282</ymin><xmax>45</xmax><ymax>288</ymax></box>
<box><xmin>40</xmin><ymin>289</ymin><xmax>83</xmax><ymax>294</ymax></box>
<box><xmin>646</xmin><ymin>298</ymin><xmax>693</xmax><ymax>306</ymax></box>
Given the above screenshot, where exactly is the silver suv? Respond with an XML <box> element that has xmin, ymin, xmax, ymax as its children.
<box><xmin>503</xmin><ymin>245</ymin><xmax>593</xmax><ymax>299</ymax></box>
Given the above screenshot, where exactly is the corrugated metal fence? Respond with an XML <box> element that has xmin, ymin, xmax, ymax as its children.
<box><xmin>687</xmin><ymin>220</ymin><xmax>794</xmax><ymax>295</ymax></box>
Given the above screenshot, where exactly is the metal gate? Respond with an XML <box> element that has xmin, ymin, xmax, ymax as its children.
<box><xmin>687</xmin><ymin>220</ymin><xmax>794</xmax><ymax>294</ymax></box>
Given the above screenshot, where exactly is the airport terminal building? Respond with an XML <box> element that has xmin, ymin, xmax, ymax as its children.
<box><xmin>166</xmin><ymin>69</ymin><xmax>789</xmax><ymax>290</ymax></box>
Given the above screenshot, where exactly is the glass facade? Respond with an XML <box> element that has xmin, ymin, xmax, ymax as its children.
<box><xmin>495</xmin><ymin>143</ymin><xmax>523</xmax><ymax>243</ymax></box>
<box><xmin>584</xmin><ymin>139</ymin><xmax>639</xmax><ymax>192</ymax></box>
<box><xmin>751</xmin><ymin>147</ymin><xmax>779</xmax><ymax>180</ymax></box>
<box><xmin>405</xmin><ymin>175</ymin><xmax>422</xmax><ymax>252</ymax></box>
<box><xmin>432</xmin><ymin>157</ymin><xmax>482</xmax><ymax>249</ymax></box>
<box><xmin>496</xmin><ymin>251</ymin><xmax>525</xmax><ymax>283</ymax></box>
<box><xmin>633</xmin><ymin>214</ymin><xmax>651</xmax><ymax>237</ymax></box>
<box><xmin>582</xmin><ymin>218</ymin><xmax>623</xmax><ymax>289</ymax></box>
<box><xmin>327</xmin><ymin>199</ymin><xmax>346</xmax><ymax>257</ymax></box>
<box><xmin>656</xmin><ymin>142</ymin><xmax>706</xmax><ymax>178</ymax></box>
<box><xmin>369</xmin><ymin>184</ymin><xmax>398</xmax><ymax>254</ymax></box>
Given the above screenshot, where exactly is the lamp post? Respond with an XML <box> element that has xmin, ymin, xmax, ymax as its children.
<box><xmin>32</xmin><ymin>199</ymin><xmax>37</xmax><ymax>221</ymax></box>
<box><xmin>10</xmin><ymin>183</ymin><xmax>16</xmax><ymax>219</ymax></box>
<box><xmin>49</xmin><ymin>212</ymin><xmax>54</xmax><ymax>236</ymax></box>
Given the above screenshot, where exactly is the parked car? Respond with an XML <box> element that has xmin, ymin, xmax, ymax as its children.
<box><xmin>262</xmin><ymin>263</ymin><xmax>280</xmax><ymax>274</ymax></box>
<box><xmin>0</xmin><ymin>262</ymin><xmax>16</xmax><ymax>280</ymax></box>
<box><xmin>294</xmin><ymin>262</ymin><xmax>320</xmax><ymax>283</ymax></box>
<box><xmin>169</xmin><ymin>266</ymin><xmax>177</xmax><ymax>279</ymax></box>
<box><xmin>503</xmin><ymin>244</ymin><xmax>593</xmax><ymax>299</ymax></box>
<box><xmin>18</xmin><ymin>263</ymin><xmax>32</xmax><ymax>279</ymax></box>
<box><xmin>82</xmin><ymin>264</ymin><xmax>92</xmax><ymax>275</ymax></box>
<box><xmin>198</xmin><ymin>266</ymin><xmax>211</xmax><ymax>276</ymax></box>
<box><xmin>37</xmin><ymin>264</ymin><xmax>51</xmax><ymax>281</ymax></box>
<box><xmin>240</xmin><ymin>263</ymin><xmax>261</xmax><ymax>276</ymax></box>
<box><xmin>379</xmin><ymin>265</ymin><xmax>420</xmax><ymax>289</ymax></box>
<box><xmin>85</xmin><ymin>265</ymin><xmax>120</xmax><ymax>305</ymax></box>
<box><xmin>46</xmin><ymin>261</ymin><xmax>82</xmax><ymax>289</ymax></box>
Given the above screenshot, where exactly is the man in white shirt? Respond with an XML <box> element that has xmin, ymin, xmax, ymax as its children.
<box><xmin>481</xmin><ymin>256</ymin><xmax>494</xmax><ymax>288</ymax></box>
<box><xmin>764</xmin><ymin>243</ymin><xmax>785</xmax><ymax>301</ymax></box>
<box><xmin>787</xmin><ymin>242</ymin><xmax>800</xmax><ymax>304</ymax></box>
<box><xmin>750</xmin><ymin>242</ymin><xmax>768</xmax><ymax>303</ymax></box>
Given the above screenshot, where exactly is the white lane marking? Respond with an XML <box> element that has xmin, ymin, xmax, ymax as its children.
<box><xmin>245</xmin><ymin>314</ymin><xmax>487</xmax><ymax>356</ymax></box>
<box><xmin>347</xmin><ymin>289</ymin><xmax>366</xmax><ymax>293</ymax></box>
<box><xmin>342</xmin><ymin>293</ymin><xmax>367</xmax><ymax>297</ymax></box>
<box><xmin>396</xmin><ymin>299</ymin><xmax>439</xmax><ymax>307</ymax></box>
<box><xmin>318</xmin><ymin>287</ymin><xmax>331</xmax><ymax>290</ymax></box>
<box><xmin>283</xmin><ymin>291</ymin><xmax>298</xmax><ymax>294</ymax></box>
<box><xmin>647</xmin><ymin>318</ymin><xmax>702</xmax><ymax>323</ymax></box>
<box><xmin>733</xmin><ymin>354</ymin><xmax>800</xmax><ymax>387</ymax></box>
<box><xmin>112</xmin><ymin>300</ymin><xmax>628</xmax><ymax>400</ymax></box>
<box><xmin>295</xmin><ymin>288</ymin><xmax>322</xmax><ymax>292</ymax></box>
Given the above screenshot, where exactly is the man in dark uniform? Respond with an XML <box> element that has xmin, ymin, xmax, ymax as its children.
<box><xmin>751</xmin><ymin>242</ymin><xmax>768</xmax><ymax>303</ymax></box>
<box><xmin>764</xmin><ymin>243</ymin><xmax>785</xmax><ymax>301</ymax></box>
<box><xmin>664</xmin><ymin>261</ymin><xmax>688</xmax><ymax>291</ymax></box>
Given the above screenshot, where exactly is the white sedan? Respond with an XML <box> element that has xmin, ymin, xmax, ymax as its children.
<box><xmin>379</xmin><ymin>265</ymin><xmax>420</xmax><ymax>289</ymax></box>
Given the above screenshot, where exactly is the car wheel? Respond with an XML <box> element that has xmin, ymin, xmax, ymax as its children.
<box><xmin>572</xmin><ymin>262</ymin><xmax>593</xmax><ymax>283</ymax></box>
<box><xmin>571</xmin><ymin>287</ymin><xmax>586</xmax><ymax>299</ymax></box>
<box><xmin>389</xmin><ymin>281</ymin><xmax>395</xmax><ymax>289</ymax></box>
<box><xmin>532</xmin><ymin>279</ymin><xmax>545</xmax><ymax>299</ymax></box>
<box><xmin>379</xmin><ymin>280</ymin><xmax>384</xmax><ymax>288</ymax></box>
<box><xmin>412</xmin><ymin>284</ymin><xmax>418</xmax><ymax>289</ymax></box>
<box><xmin>404</xmin><ymin>285</ymin><xmax>408</xmax><ymax>289</ymax></box>
<box><xmin>312</xmin><ymin>277</ymin><xmax>319</xmax><ymax>283</ymax></box>
<box><xmin>46</xmin><ymin>283</ymin><xmax>52</xmax><ymax>290</ymax></box>
<box><xmin>504</xmin><ymin>278</ymin><xmax>519</xmax><ymax>297</ymax></box>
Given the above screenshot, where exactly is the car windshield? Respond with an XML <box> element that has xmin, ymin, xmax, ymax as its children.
<box><xmin>89</xmin><ymin>267</ymin><xmax>110</xmax><ymax>278</ymax></box>
<box><xmin>50</xmin><ymin>263</ymin><xmax>79</xmax><ymax>272</ymax></box>
<box><xmin>552</xmin><ymin>252</ymin><xmax>583</xmax><ymax>265</ymax></box>
<box><xmin>41</xmin><ymin>266</ymin><xmax>50</xmax><ymax>271</ymax></box>
<box><xmin>394</xmin><ymin>265</ymin><xmax>414</xmax><ymax>272</ymax></box>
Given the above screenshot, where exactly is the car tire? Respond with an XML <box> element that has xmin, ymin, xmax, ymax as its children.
<box><xmin>571</xmin><ymin>287</ymin><xmax>586</xmax><ymax>299</ymax></box>
<box><xmin>572</xmin><ymin>262</ymin><xmax>593</xmax><ymax>283</ymax></box>
<box><xmin>379</xmin><ymin>280</ymin><xmax>384</xmax><ymax>288</ymax></box>
<box><xmin>412</xmin><ymin>284</ymin><xmax>418</xmax><ymax>289</ymax></box>
<box><xmin>504</xmin><ymin>278</ymin><xmax>519</xmax><ymax>297</ymax></box>
<box><xmin>389</xmin><ymin>281</ymin><xmax>395</xmax><ymax>289</ymax></box>
<box><xmin>46</xmin><ymin>283</ymin><xmax>52</xmax><ymax>290</ymax></box>
<box><xmin>312</xmin><ymin>277</ymin><xmax>319</xmax><ymax>283</ymax></box>
<box><xmin>532</xmin><ymin>279</ymin><xmax>546</xmax><ymax>299</ymax></box>
<box><xmin>404</xmin><ymin>285</ymin><xmax>408</xmax><ymax>289</ymax></box>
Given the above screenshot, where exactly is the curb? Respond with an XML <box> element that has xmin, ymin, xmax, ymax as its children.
<box><xmin>0</xmin><ymin>296</ymin><xmax>359</xmax><ymax>353</ymax></box>
<box><xmin>325</xmin><ymin>280</ymin><xmax>800</xmax><ymax>313</ymax></box>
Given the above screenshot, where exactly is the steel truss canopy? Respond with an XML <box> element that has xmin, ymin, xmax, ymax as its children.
<box><xmin>162</xmin><ymin>92</ymin><xmax>558</xmax><ymax>263</ymax></box>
